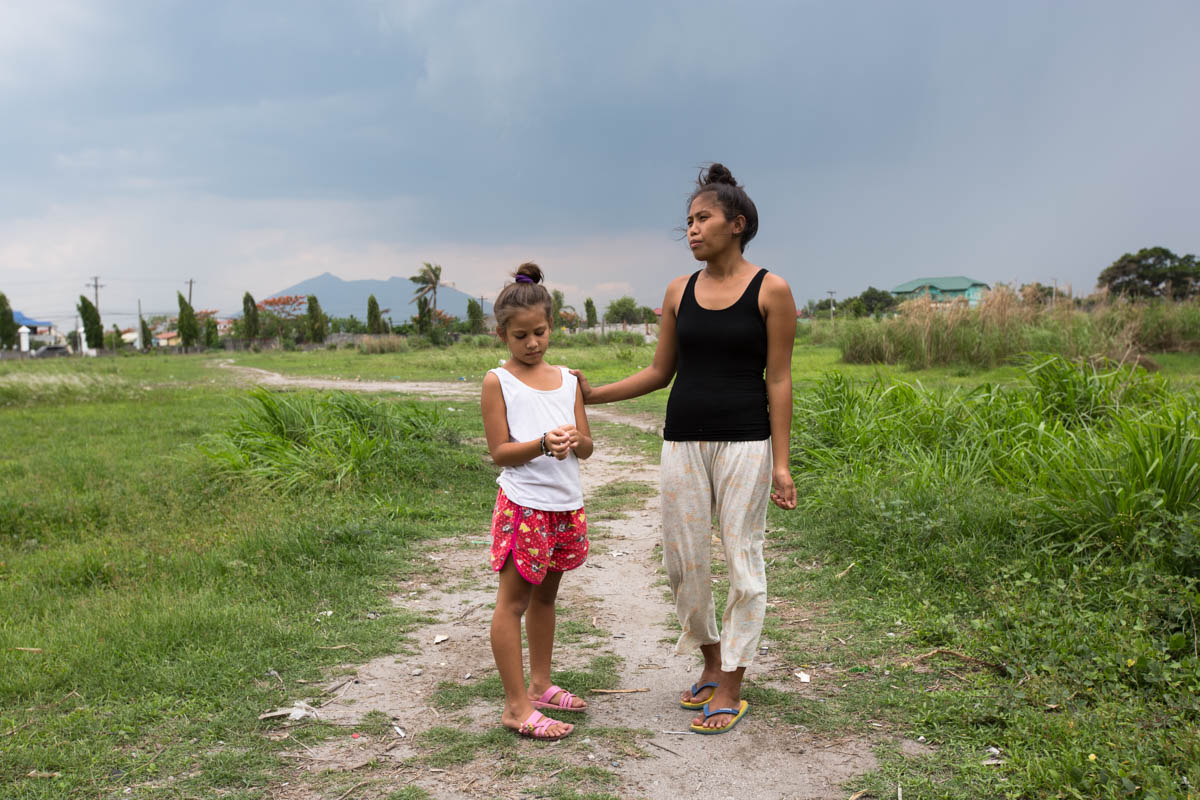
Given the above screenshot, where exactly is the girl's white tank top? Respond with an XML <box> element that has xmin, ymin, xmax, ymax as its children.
<box><xmin>491</xmin><ymin>366</ymin><xmax>583</xmax><ymax>511</ymax></box>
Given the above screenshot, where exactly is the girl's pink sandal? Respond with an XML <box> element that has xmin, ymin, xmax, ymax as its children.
<box><xmin>515</xmin><ymin>709</ymin><xmax>572</xmax><ymax>741</ymax></box>
<box><xmin>531</xmin><ymin>685</ymin><xmax>587</xmax><ymax>713</ymax></box>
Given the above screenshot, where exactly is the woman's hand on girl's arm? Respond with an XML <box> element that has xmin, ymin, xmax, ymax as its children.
<box><xmin>569</xmin><ymin>369</ymin><xmax>596</xmax><ymax>403</ymax></box>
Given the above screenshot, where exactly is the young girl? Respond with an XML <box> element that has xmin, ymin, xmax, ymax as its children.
<box><xmin>573</xmin><ymin>164</ymin><xmax>797</xmax><ymax>734</ymax></box>
<box><xmin>481</xmin><ymin>262</ymin><xmax>594</xmax><ymax>741</ymax></box>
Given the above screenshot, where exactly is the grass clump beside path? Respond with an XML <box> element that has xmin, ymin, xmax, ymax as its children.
<box><xmin>202</xmin><ymin>387</ymin><xmax>474</xmax><ymax>492</ymax></box>
<box><xmin>769</xmin><ymin>353</ymin><xmax>1199</xmax><ymax>798</ymax></box>
<box><xmin>0</xmin><ymin>361</ymin><xmax>497</xmax><ymax>799</ymax></box>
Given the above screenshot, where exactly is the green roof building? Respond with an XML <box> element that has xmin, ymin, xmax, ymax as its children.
<box><xmin>891</xmin><ymin>276</ymin><xmax>990</xmax><ymax>307</ymax></box>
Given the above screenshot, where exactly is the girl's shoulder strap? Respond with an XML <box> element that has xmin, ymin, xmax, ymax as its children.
<box><xmin>489</xmin><ymin>366</ymin><xmax>516</xmax><ymax>387</ymax></box>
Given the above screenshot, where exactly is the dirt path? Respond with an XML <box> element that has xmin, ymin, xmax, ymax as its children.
<box><xmin>223</xmin><ymin>363</ymin><xmax>878</xmax><ymax>798</ymax></box>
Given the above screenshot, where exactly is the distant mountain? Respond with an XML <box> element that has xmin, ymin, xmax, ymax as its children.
<box><xmin>265</xmin><ymin>273</ymin><xmax>492</xmax><ymax>322</ymax></box>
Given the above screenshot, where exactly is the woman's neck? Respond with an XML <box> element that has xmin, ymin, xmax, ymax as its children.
<box><xmin>704</xmin><ymin>247</ymin><xmax>747</xmax><ymax>279</ymax></box>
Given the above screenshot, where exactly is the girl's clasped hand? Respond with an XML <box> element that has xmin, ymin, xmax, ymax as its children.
<box><xmin>542</xmin><ymin>423</ymin><xmax>579</xmax><ymax>460</ymax></box>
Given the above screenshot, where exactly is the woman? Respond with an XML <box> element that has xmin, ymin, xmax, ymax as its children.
<box><xmin>573</xmin><ymin>163</ymin><xmax>797</xmax><ymax>734</ymax></box>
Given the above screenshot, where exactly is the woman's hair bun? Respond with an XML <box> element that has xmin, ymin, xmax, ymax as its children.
<box><xmin>701</xmin><ymin>163</ymin><xmax>737</xmax><ymax>187</ymax></box>
<box><xmin>514</xmin><ymin>262</ymin><xmax>543</xmax><ymax>284</ymax></box>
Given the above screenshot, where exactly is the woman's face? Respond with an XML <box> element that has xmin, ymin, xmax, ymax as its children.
<box><xmin>686</xmin><ymin>193</ymin><xmax>744</xmax><ymax>261</ymax></box>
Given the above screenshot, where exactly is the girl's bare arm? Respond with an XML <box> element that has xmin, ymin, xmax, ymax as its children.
<box><xmin>481</xmin><ymin>372</ymin><xmax>544</xmax><ymax>467</ymax></box>
<box><xmin>567</xmin><ymin>382</ymin><xmax>594</xmax><ymax>459</ymax></box>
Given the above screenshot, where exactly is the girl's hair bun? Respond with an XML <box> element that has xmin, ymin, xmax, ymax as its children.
<box><xmin>495</xmin><ymin>261</ymin><xmax>552</xmax><ymax>331</ymax></box>
<box><xmin>514</xmin><ymin>262</ymin><xmax>544</xmax><ymax>284</ymax></box>
<box><xmin>701</xmin><ymin>163</ymin><xmax>738</xmax><ymax>187</ymax></box>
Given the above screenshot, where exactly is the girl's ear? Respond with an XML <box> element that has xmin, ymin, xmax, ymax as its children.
<box><xmin>731</xmin><ymin>214</ymin><xmax>746</xmax><ymax>235</ymax></box>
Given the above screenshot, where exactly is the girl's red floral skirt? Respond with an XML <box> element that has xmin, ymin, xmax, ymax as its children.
<box><xmin>490</xmin><ymin>488</ymin><xmax>588</xmax><ymax>585</ymax></box>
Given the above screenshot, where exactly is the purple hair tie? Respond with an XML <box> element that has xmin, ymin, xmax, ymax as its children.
<box><xmin>515</xmin><ymin>274</ymin><xmax>534</xmax><ymax>283</ymax></box>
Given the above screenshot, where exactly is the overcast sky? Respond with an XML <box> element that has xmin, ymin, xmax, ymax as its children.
<box><xmin>2</xmin><ymin>1</ymin><xmax>1198</xmax><ymax>330</ymax></box>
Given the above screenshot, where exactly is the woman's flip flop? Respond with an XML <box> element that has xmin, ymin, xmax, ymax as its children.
<box><xmin>531</xmin><ymin>685</ymin><xmax>587</xmax><ymax>713</ymax></box>
<box><xmin>689</xmin><ymin>700</ymin><xmax>749</xmax><ymax>735</ymax></box>
<box><xmin>514</xmin><ymin>709</ymin><xmax>573</xmax><ymax>740</ymax></box>
<box><xmin>679</xmin><ymin>681</ymin><xmax>719</xmax><ymax>710</ymax></box>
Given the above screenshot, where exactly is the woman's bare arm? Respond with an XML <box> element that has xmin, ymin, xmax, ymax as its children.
<box><xmin>762</xmin><ymin>273</ymin><xmax>797</xmax><ymax>510</ymax></box>
<box><xmin>572</xmin><ymin>277</ymin><xmax>686</xmax><ymax>404</ymax></box>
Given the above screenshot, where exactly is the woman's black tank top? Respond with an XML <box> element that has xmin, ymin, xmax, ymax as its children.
<box><xmin>663</xmin><ymin>268</ymin><xmax>771</xmax><ymax>442</ymax></box>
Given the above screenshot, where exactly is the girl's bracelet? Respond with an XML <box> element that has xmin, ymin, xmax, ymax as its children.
<box><xmin>539</xmin><ymin>432</ymin><xmax>550</xmax><ymax>457</ymax></box>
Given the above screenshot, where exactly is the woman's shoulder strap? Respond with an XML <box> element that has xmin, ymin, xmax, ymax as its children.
<box><xmin>679</xmin><ymin>270</ymin><xmax>702</xmax><ymax>307</ymax></box>
<box><xmin>743</xmin><ymin>267</ymin><xmax>769</xmax><ymax>303</ymax></box>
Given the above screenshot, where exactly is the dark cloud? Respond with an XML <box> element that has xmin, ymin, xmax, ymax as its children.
<box><xmin>2</xmin><ymin>0</ymin><xmax>1198</xmax><ymax>325</ymax></box>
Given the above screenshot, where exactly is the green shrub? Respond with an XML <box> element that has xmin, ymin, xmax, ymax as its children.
<box><xmin>201</xmin><ymin>389</ymin><xmax>481</xmax><ymax>492</ymax></box>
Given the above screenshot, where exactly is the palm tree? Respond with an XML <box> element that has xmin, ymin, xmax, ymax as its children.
<box><xmin>410</xmin><ymin>263</ymin><xmax>443</xmax><ymax>319</ymax></box>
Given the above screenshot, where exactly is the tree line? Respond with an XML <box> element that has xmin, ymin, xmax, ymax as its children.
<box><xmin>16</xmin><ymin>245</ymin><xmax>1189</xmax><ymax>353</ymax></box>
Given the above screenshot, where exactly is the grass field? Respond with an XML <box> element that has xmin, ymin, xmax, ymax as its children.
<box><xmin>1</xmin><ymin>357</ymin><xmax>496</xmax><ymax>798</ymax></box>
<box><xmin>3</xmin><ymin>343</ymin><xmax>1199</xmax><ymax>798</ymax></box>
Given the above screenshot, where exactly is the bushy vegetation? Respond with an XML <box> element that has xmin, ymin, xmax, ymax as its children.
<box><xmin>202</xmin><ymin>388</ymin><xmax>480</xmax><ymax>492</ymax></box>
<box><xmin>834</xmin><ymin>290</ymin><xmax>1200</xmax><ymax>368</ymax></box>
<box><xmin>785</xmin><ymin>354</ymin><xmax>1199</xmax><ymax>797</ymax></box>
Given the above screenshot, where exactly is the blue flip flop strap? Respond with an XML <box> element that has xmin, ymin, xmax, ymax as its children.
<box><xmin>690</xmin><ymin>681</ymin><xmax>719</xmax><ymax>696</ymax></box>
<box><xmin>702</xmin><ymin>702</ymin><xmax>742</xmax><ymax>718</ymax></box>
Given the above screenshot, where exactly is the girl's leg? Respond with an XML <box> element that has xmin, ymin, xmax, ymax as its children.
<box><xmin>491</xmin><ymin>558</ymin><xmax>571</xmax><ymax>736</ymax></box>
<box><xmin>525</xmin><ymin>570</ymin><xmax>586</xmax><ymax>710</ymax></box>
<box><xmin>693</xmin><ymin>440</ymin><xmax>772</xmax><ymax>729</ymax></box>
<box><xmin>661</xmin><ymin>441</ymin><xmax>723</xmax><ymax>705</ymax></box>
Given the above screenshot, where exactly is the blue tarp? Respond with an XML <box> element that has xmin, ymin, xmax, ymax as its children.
<box><xmin>13</xmin><ymin>311</ymin><xmax>53</xmax><ymax>328</ymax></box>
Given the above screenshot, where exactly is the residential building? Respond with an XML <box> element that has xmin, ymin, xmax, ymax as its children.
<box><xmin>891</xmin><ymin>276</ymin><xmax>990</xmax><ymax>308</ymax></box>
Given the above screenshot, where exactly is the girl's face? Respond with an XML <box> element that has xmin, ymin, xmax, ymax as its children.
<box><xmin>686</xmin><ymin>193</ymin><xmax>744</xmax><ymax>261</ymax></box>
<box><xmin>498</xmin><ymin>306</ymin><xmax>551</xmax><ymax>367</ymax></box>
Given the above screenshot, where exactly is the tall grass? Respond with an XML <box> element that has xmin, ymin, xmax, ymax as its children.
<box><xmin>836</xmin><ymin>292</ymin><xmax>1200</xmax><ymax>368</ymax></box>
<box><xmin>202</xmin><ymin>388</ymin><xmax>478</xmax><ymax>492</ymax></box>
<box><xmin>358</xmin><ymin>334</ymin><xmax>410</xmax><ymax>354</ymax></box>
<box><xmin>783</xmin><ymin>354</ymin><xmax>1200</xmax><ymax>796</ymax></box>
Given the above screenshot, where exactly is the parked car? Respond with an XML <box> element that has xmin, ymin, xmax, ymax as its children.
<box><xmin>33</xmin><ymin>345</ymin><xmax>71</xmax><ymax>358</ymax></box>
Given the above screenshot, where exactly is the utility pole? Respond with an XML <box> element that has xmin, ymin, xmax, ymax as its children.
<box><xmin>137</xmin><ymin>299</ymin><xmax>143</xmax><ymax>350</ymax></box>
<box><xmin>827</xmin><ymin>290</ymin><xmax>836</xmax><ymax>324</ymax></box>
<box><xmin>186</xmin><ymin>279</ymin><xmax>195</xmax><ymax>306</ymax></box>
<box><xmin>86</xmin><ymin>275</ymin><xmax>104</xmax><ymax>314</ymax></box>
<box><xmin>1051</xmin><ymin>277</ymin><xmax>1058</xmax><ymax>309</ymax></box>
